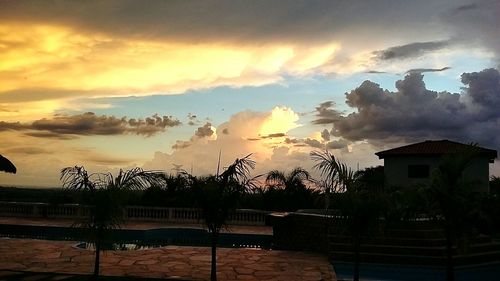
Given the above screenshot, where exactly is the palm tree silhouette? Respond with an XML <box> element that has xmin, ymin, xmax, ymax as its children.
<box><xmin>428</xmin><ymin>145</ymin><xmax>480</xmax><ymax>281</ymax></box>
<box><xmin>194</xmin><ymin>154</ymin><xmax>256</xmax><ymax>281</ymax></box>
<box><xmin>265</xmin><ymin>167</ymin><xmax>314</xmax><ymax>211</ymax></box>
<box><xmin>311</xmin><ymin>150</ymin><xmax>381</xmax><ymax>281</ymax></box>
<box><xmin>265</xmin><ymin>167</ymin><xmax>310</xmax><ymax>191</ymax></box>
<box><xmin>0</xmin><ymin>155</ymin><xmax>16</xmax><ymax>174</ymax></box>
<box><xmin>60</xmin><ymin>166</ymin><xmax>164</xmax><ymax>279</ymax></box>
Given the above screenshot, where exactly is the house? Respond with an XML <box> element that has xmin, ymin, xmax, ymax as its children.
<box><xmin>375</xmin><ymin>140</ymin><xmax>497</xmax><ymax>192</ymax></box>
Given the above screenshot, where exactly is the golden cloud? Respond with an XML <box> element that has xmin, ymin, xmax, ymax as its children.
<box><xmin>0</xmin><ymin>23</ymin><xmax>340</xmax><ymax>97</ymax></box>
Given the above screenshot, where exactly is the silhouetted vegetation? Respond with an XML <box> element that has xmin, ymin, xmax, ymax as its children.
<box><xmin>60</xmin><ymin>166</ymin><xmax>164</xmax><ymax>279</ymax></box>
<box><xmin>312</xmin><ymin>150</ymin><xmax>383</xmax><ymax>281</ymax></box>
<box><xmin>192</xmin><ymin>154</ymin><xmax>256</xmax><ymax>281</ymax></box>
<box><xmin>427</xmin><ymin>145</ymin><xmax>482</xmax><ymax>281</ymax></box>
<box><xmin>0</xmin><ymin>154</ymin><xmax>16</xmax><ymax>174</ymax></box>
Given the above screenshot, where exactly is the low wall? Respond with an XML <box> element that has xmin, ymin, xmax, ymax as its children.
<box><xmin>0</xmin><ymin>202</ymin><xmax>270</xmax><ymax>226</ymax></box>
<box><xmin>271</xmin><ymin>212</ymin><xmax>330</xmax><ymax>253</ymax></box>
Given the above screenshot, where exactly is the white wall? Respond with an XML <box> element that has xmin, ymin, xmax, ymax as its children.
<box><xmin>384</xmin><ymin>155</ymin><xmax>491</xmax><ymax>192</ymax></box>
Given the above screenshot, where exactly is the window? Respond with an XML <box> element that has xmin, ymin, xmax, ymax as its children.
<box><xmin>408</xmin><ymin>165</ymin><xmax>430</xmax><ymax>178</ymax></box>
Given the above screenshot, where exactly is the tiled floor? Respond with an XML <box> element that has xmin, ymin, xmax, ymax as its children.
<box><xmin>0</xmin><ymin>218</ymin><xmax>335</xmax><ymax>281</ymax></box>
<box><xmin>0</xmin><ymin>238</ymin><xmax>335</xmax><ymax>280</ymax></box>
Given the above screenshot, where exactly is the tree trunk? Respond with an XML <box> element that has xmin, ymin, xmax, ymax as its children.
<box><xmin>211</xmin><ymin>232</ymin><xmax>218</xmax><ymax>281</ymax></box>
<box><xmin>353</xmin><ymin>233</ymin><xmax>360</xmax><ymax>281</ymax></box>
<box><xmin>445</xmin><ymin>221</ymin><xmax>455</xmax><ymax>281</ymax></box>
<box><xmin>93</xmin><ymin>228</ymin><xmax>102</xmax><ymax>279</ymax></box>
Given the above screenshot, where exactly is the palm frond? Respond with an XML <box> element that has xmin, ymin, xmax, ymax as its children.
<box><xmin>60</xmin><ymin>166</ymin><xmax>96</xmax><ymax>191</ymax></box>
<box><xmin>289</xmin><ymin>167</ymin><xmax>310</xmax><ymax>182</ymax></box>
<box><xmin>243</xmin><ymin>174</ymin><xmax>264</xmax><ymax>192</ymax></box>
<box><xmin>265</xmin><ymin>170</ymin><xmax>287</xmax><ymax>188</ymax></box>
<box><xmin>115</xmin><ymin>167</ymin><xmax>165</xmax><ymax>190</ymax></box>
<box><xmin>310</xmin><ymin>150</ymin><xmax>341</xmax><ymax>192</ymax></box>
<box><xmin>220</xmin><ymin>154</ymin><xmax>255</xmax><ymax>184</ymax></box>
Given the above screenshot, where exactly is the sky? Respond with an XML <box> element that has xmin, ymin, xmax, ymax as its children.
<box><xmin>0</xmin><ymin>0</ymin><xmax>499</xmax><ymax>187</ymax></box>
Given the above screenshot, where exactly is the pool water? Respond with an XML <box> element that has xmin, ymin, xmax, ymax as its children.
<box><xmin>333</xmin><ymin>262</ymin><xmax>500</xmax><ymax>281</ymax></box>
<box><xmin>0</xmin><ymin>224</ymin><xmax>273</xmax><ymax>249</ymax></box>
<box><xmin>75</xmin><ymin>241</ymin><xmax>266</xmax><ymax>251</ymax></box>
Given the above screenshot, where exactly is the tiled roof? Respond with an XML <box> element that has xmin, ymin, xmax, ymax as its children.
<box><xmin>375</xmin><ymin>140</ymin><xmax>497</xmax><ymax>160</ymax></box>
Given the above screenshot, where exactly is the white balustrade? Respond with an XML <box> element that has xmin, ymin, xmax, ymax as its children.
<box><xmin>0</xmin><ymin>202</ymin><xmax>270</xmax><ymax>226</ymax></box>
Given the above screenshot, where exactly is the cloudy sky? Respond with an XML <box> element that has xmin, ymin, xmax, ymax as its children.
<box><xmin>1</xmin><ymin>0</ymin><xmax>499</xmax><ymax>187</ymax></box>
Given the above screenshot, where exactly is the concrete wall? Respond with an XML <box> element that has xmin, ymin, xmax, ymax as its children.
<box><xmin>384</xmin><ymin>155</ymin><xmax>490</xmax><ymax>192</ymax></box>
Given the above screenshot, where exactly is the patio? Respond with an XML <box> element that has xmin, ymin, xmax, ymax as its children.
<box><xmin>0</xmin><ymin>217</ymin><xmax>335</xmax><ymax>281</ymax></box>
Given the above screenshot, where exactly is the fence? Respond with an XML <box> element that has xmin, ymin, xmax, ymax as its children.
<box><xmin>0</xmin><ymin>202</ymin><xmax>269</xmax><ymax>226</ymax></box>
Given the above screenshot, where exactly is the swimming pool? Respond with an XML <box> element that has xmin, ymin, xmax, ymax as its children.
<box><xmin>333</xmin><ymin>261</ymin><xmax>500</xmax><ymax>281</ymax></box>
<box><xmin>0</xmin><ymin>224</ymin><xmax>273</xmax><ymax>249</ymax></box>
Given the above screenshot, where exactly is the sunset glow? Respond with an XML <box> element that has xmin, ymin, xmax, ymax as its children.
<box><xmin>0</xmin><ymin>0</ymin><xmax>499</xmax><ymax>187</ymax></box>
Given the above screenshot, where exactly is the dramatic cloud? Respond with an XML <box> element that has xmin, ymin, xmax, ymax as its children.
<box><xmin>0</xmin><ymin>112</ymin><xmax>181</xmax><ymax>138</ymax></box>
<box><xmin>320</xmin><ymin>68</ymin><xmax>500</xmax><ymax>150</ymax></box>
<box><xmin>443</xmin><ymin>0</ymin><xmax>500</xmax><ymax>63</ymax></box>
<box><xmin>321</xmin><ymin>129</ymin><xmax>330</xmax><ymax>142</ymax></box>
<box><xmin>145</xmin><ymin>107</ymin><xmax>304</xmax><ymax>176</ymax></box>
<box><xmin>406</xmin><ymin>67</ymin><xmax>451</xmax><ymax>74</ymax></box>
<box><xmin>0</xmin><ymin>1</ymin><xmax>459</xmax><ymax>44</ymax></box>
<box><xmin>2</xmin><ymin>0</ymin><xmax>492</xmax><ymax>118</ymax></box>
<box><xmin>194</xmin><ymin>122</ymin><xmax>215</xmax><ymax>138</ymax></box>
<box><xmin>283</xmin><ymin>135</ymin><xmax>349</xmax><ymax>150</ymax></box>
<box><xmin>313</xmin><ymin>101</ymin><xmax>342</xmax><ymax>125</ymax></box>
<box><xmin>373</xmin><ymin>40</ymin><xmax>450</xmax><ymax>60</ymax></box>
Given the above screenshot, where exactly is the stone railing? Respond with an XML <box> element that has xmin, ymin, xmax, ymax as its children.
<box><xmin>0</xmin><ymin>202</ymin><xmax>269</xmax><ymax>226</ymax></box>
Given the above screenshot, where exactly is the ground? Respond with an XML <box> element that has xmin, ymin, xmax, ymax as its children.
<box><xmin>0</xmin><ymin>218</ymin><xmax>335</xmax><ymax>281</ymax></box>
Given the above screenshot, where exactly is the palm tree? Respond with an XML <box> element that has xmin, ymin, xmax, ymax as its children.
<box><xmin>311</xmin><ymin>150</ymin><xmax>381</xmax><ymax>281</ymax></box>
<box><xmin>0</xmin><ymin>154</ymin><xmax>16</xmax><ymax>174</ymax></box>
<box><xmin>265</xmin><ymin>167</ymin><xmax>314</xmax><ymax>211</ymax></box>
<box><xmin>194</xmin><ymin>154</ymin><xmax>256</xmax><ymax>281</ymax></box>
<box><xmin>428</xmin><ymin>145</ymin><xmax>480</xmax><ymax>281</ymax></box>
<box><xmin>265</xmin><ymin>167</ymin><xmax>310</xmax><ymax>191</ymax></box>
<box><xmin>311</xmin><ymin>150</ymin><xmax>341</xmax><ymax>213</ymax></box>
<box><xmin>61</xmin><ymin>166</ymin><xmax>164</xmax><ymax>279</ymax></box>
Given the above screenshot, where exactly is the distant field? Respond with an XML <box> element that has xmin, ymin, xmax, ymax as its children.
<box><xmin>0</xmin><ymin>186</ymin><xmax>144</xmax><ymax>206</ymax></box>
<box><xmin>0</xmin><ymin>186</ymin><xmax>80</xmax><ymax>204</ymax></box>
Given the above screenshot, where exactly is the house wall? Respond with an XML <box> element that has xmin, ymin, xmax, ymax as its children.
<box><xmin>384</xmin><ymin>156</ymin><xmax>490</xmax><ymax>192</ymax></box>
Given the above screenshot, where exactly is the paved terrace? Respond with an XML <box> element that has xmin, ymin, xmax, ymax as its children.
<box><xmin>0</xmin><ymin>218</ymin><xmax>336</xmax><ymax>281</ymax></box>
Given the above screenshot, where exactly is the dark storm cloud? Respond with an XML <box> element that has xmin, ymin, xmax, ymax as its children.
<box><xmin>443</xmin><ymin>0</ymin><xmax>500</xmax><ymax>63</ymax></box>
<box><xmin>0</xmin><ymin>0</ymin><xmax>466</xmax><ymax>45</ymax></box>
<box><xmin>326</xmin><ymin>139</ymin><xmax>349</xmax><ymax>150</ymax></box>
<box><xmin>321</xmin><ymin>129</ymin><xmax>330</xmax><ymax>142</ymax></box>
<box><xmin>284</xmin><ymin>136</ymin><xmax>348</xmax><ymax>150</ymax></box>
<box><xmin>321</xmin><ymin>68</ymin><xmax>500</xmax><ymax>149</ymax></box>
<box><xmin>304</xmin><ymin>138</ymin><xmax>323</xmax><ymax>149</ymax></box>
<box><xmin>373</xmin><ymin>40</ymin><xmax>450</xmax><ymax>60</ymax></box>
<box><xmin>0</xmin><ymin>112</ymin><xmax>181</xmax><ymax>138</ymax></box>
<box><xmin>406</xmin><ymin>67</ymin><xmax>451</xmax><ymax>74</ymax></box>
<box><xmin>313</xmin><ymin>101</ymin><xmax>343</xmax><ymax>125</ymax></box>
